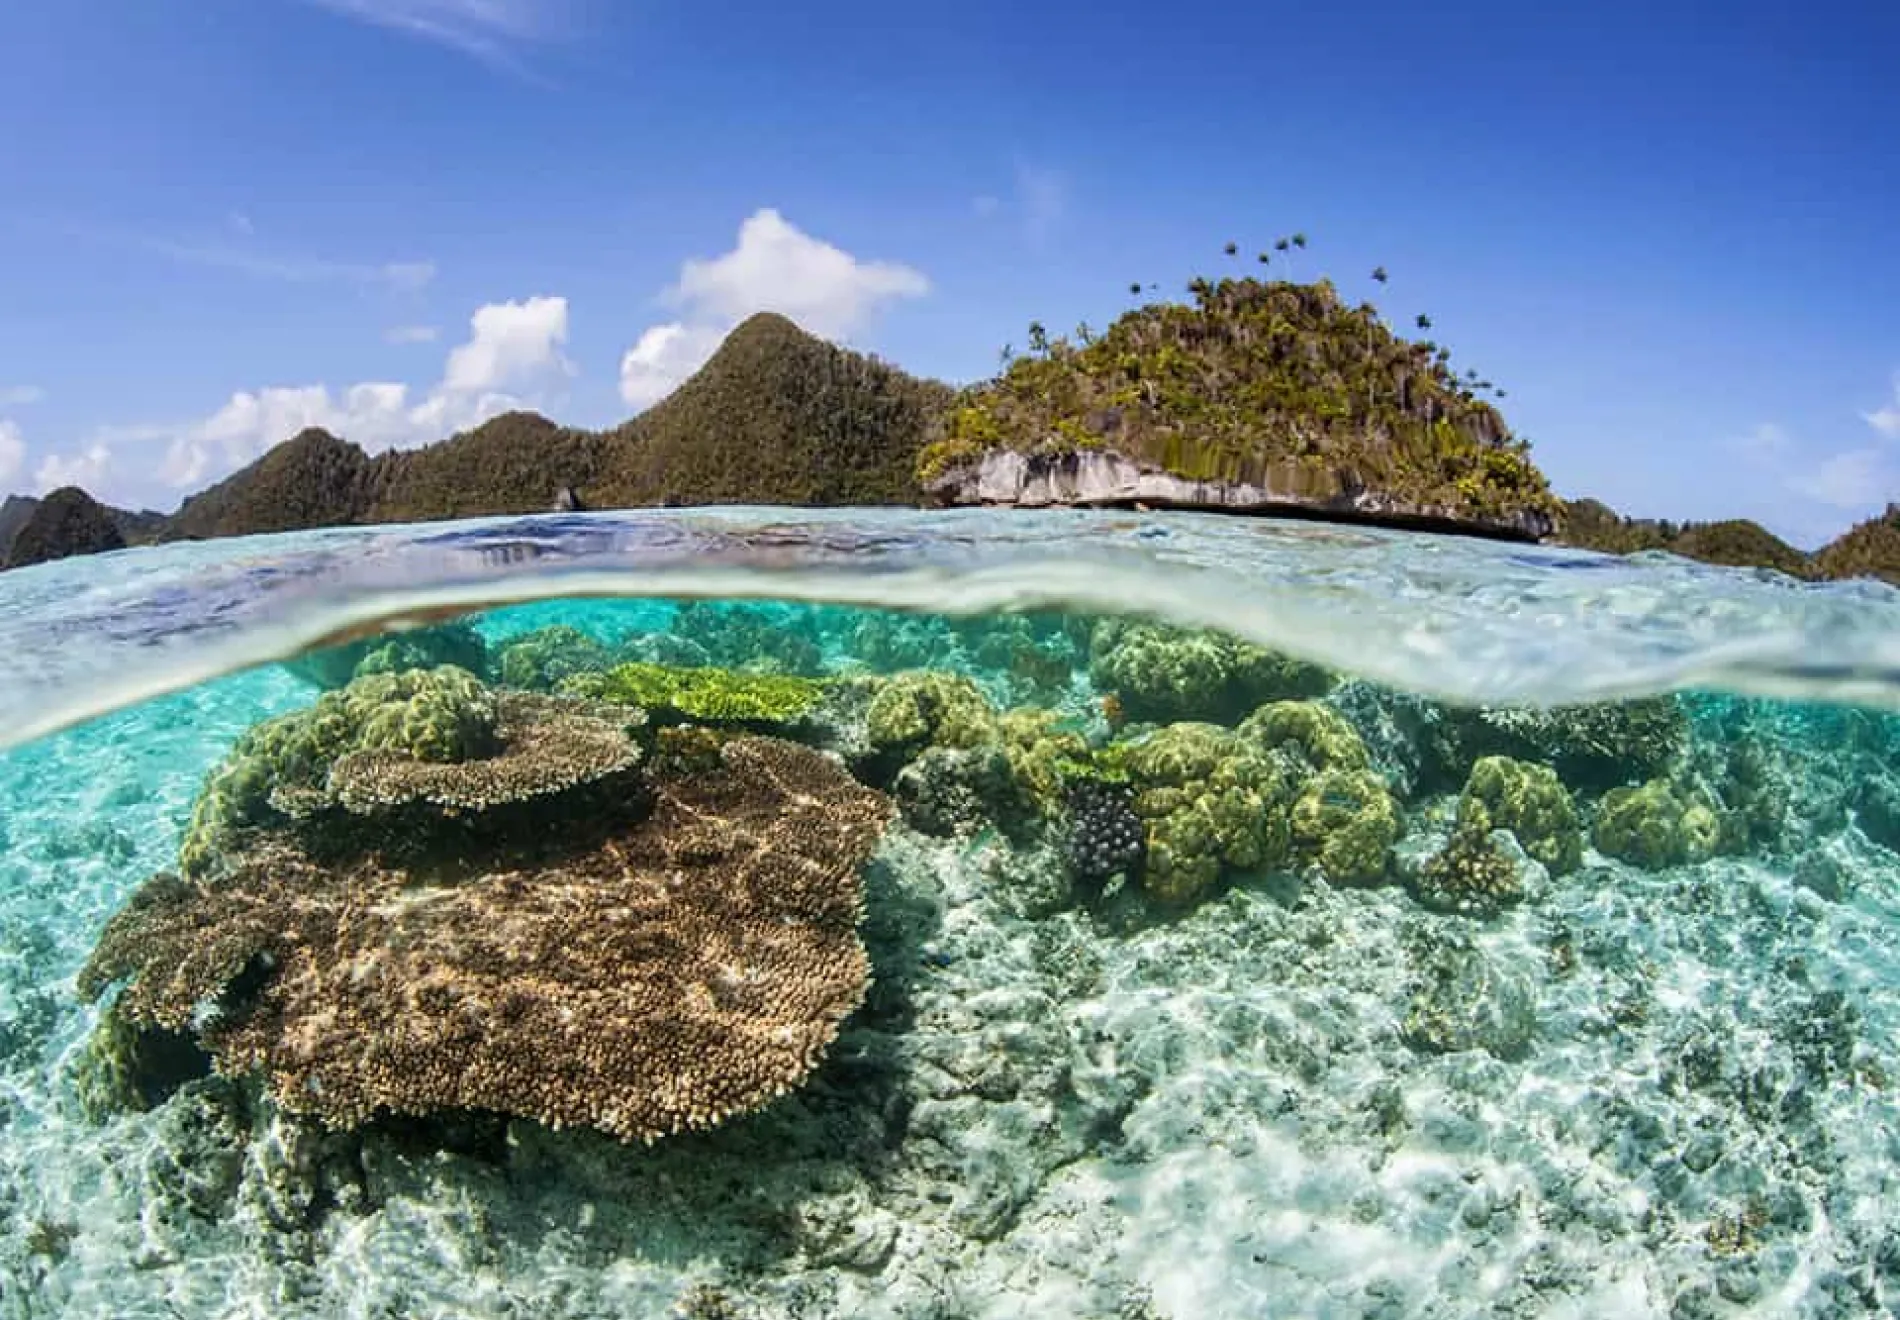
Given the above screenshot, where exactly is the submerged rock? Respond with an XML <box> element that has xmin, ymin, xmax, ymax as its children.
<box><xmin>1403</xmin><ymin>931</ymin><xmax>1537</xmax><ymax>1060</ymax></box>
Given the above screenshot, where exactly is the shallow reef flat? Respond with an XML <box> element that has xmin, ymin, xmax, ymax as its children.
<box><xmin>0</xmin><ymin>601</ymin><xmax>1898</xmax><ymax>1319</ymax></box>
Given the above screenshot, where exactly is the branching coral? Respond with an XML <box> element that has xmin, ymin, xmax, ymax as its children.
<box><xmin>1414</xmin><ymin>827</ymin><xmax>1527</xmax><ymax>918</ymax></box>
<box><xmin>1440</xmin><ymin>698</ymin><xmax>1687</xmax><ymax>793</ymax></box>
<box><xmin>81</xmin><ymin>736</ymin><xmax>892</xmax><ymax>1144</ymax></box>
<box><xmin>670</xmin><ymin>602</ymin><xmax>825</xmax><ymax>676</ymax></box>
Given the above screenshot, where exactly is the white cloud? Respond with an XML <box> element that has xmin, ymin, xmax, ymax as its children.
<box><xmin>1733</xmin><ymin>421</ymin><xmax>1790</xmax><ymax>460</ymax></box>
<box><xmin>300</xmin><ymin>0</ymin><xmax>566</xmax><ymax>67</ymax></box>
<box><xmin>35</xmin><ymin>442</ymin><xmax>112</xmax><ymax>494</ymax></box>
<box><xmin>130</xmin><ymin>234</ymin><xmax>436</xmax><ymax>291</ymax></box>
<box><xmin>972</xmin><ymin>160</ymin><xmax>1069</xmax><ymax>244</ymax></box>
<box><xmin>1866</xmin><ymin>373</ymin><xmax>1900</xmax><ymax>439</ymax></box>
<box><xmin>385</xmin><ymin>324</ymin><xmax>440</xmax><ymax>344</ymax></box>
<box><xmin>617</xmin><ymin>323</ymin><xmax>725</xmax><ymax>410</ymax></box>
<box><xmin>152</xmin><ymin>295</ymin><xmax>573</xmax><ymax>490</ymax></box>
<box><xmin>1791</xmin><ymin>447</ymin><xmax>1897</xmax><ymax>510</ymax></box>
<box><xmin>0</xmin><ymin>420</ymin><xmax>24</xmax><ymax>484</ymax></box>
<box><xmin>442</xmin><ymin>295</ymin><xmax>572</xmax><ymax>394</ymax></box>
<box><xmin>618</xmin><ymin>209</ymin><xmax>929</xmax><ymax>408</ymax></box>
<box><xmin>1014</xmin><ymin>161</ymin><xmax>1067</xmax><ymax>243</ymax></box>
<box><xmin>0</xmin><ymin>385</ymin><xmax>43</xmax><ymax>408</ymax></box>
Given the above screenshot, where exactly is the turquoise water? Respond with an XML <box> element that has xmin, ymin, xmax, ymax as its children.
<box><xmin>1</xmin><ymin>509</ymin><xmax>1899</xmax><ymax>1318</ymax></box>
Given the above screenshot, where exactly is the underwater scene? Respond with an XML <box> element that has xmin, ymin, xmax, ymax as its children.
<box><xmin>2</xmin><ymin>511</ymin><xmax>1900</xmax><ymax>1319</ymax></box>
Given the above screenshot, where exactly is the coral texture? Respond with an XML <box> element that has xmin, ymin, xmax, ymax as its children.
<box><xmin>80</xmin><ymin>736</ymin><xmax>892</xmax><ymax>1143</ymax></box>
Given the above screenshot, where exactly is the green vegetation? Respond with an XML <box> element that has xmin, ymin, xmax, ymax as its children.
<box><xmin>1814</xmin><ymin>504</ymin><xmax>1900</xmax><ymax>584</ymax></box>
<box><xmin>368</xmin><ymin>411</ymin><xmax>603</xmax><ymax>523</ymax></box>
<box><xmin>6</xmin><ymin>248</ymin><xmax>1892</xmax><ymax>580</ymax></box>
<box><xmin>593</xmin><ymin>312</ymin><xmax>953</xmax><ymax>507</ymax></box>
<box><xmin>4</xmin><ymin>486</ymin><xmax>126</xmax><ymax>568</ymax></box>
<box><xmin>916</xmin><ymin>268</ymin><xmax>1557</xmax><ymax>527</ymax></box>
<box><xmin>1558</xmin><ymin>498</ymin><xmax>1900</xmax><ymax>585</ymax></box>
<box><xmin>164</xmin><ymin>427</ymin><xmax>379</xmax><ymax>541</ymax></box>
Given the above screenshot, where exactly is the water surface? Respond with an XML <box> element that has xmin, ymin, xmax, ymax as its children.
<box><xmin>0</xmin><ymin>508</ymin><xmax>1896</xmax><ymax>1319</ymax></box>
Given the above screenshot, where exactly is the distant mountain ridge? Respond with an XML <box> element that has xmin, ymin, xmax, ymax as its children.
<box><xmin>2</xmin><ymin>303</ymin><xmax>1894</xmax><ymax>585</ymax></box>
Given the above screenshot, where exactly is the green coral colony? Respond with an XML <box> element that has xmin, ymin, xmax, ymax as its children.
<box><xmin>82</xmin><ymin>601</ymin><xmax>1777</xmax><ymax>1145</ymax></box>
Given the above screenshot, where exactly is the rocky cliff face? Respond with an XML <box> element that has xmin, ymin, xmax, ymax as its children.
<box><xmin>925</xmin><ymin>448</ymin><xmax>1556</xmax><ymax>541</ymax></box>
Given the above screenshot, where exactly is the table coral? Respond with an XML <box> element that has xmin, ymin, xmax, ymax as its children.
<box><xmin>179</xmin><ymin>665</ymin><xmax>506</xmax><ymax>875</ymax></box>
<box><xmin>80</xmin><ymin>735</ymin><xmax>892</xmax><ymax>1144</ymax></box>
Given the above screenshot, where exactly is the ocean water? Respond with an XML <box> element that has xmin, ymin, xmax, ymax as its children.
<box><xmin>0</xmin><ymin>508</ymin><xmax>1898</xmax><ymax>1319</ymax></box>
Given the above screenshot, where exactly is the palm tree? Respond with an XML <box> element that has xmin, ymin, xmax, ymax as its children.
<box><xmin>1416</xmin><ymin>313</ymin><xmax>1433</xmax><ymax>330</ymax></box>
<box><xmin>1223</xmin><ymin>241</ymin><xmax>1238</xmax><ymax>256</ymax></box>
<box><xmin>1027</xmin><ymin>321</ymin><xmax>1049</xmax><ymax>355</ymax></box>
<box><xmin>1292</xmin><ymin>232</ymin><xmax>1308</xmax><ymax>249</ymax></box>
<box><xmin>1129</xmin><ymin>281</ymin><xmax>1143</xmax><ymax>296</ymax></box>
<box><xmin>1372</xmin><ymin>266</ymin><xmax>1388</xmax><ymax>285</ymax></box>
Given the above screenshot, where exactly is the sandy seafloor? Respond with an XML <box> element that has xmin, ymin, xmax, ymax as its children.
<box><xmin>2</xmin><ymin>636</ymin><xmax>1900</xmax><ymax>1318</ymax></box>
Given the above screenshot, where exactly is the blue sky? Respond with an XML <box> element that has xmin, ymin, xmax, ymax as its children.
<box><xmin>0</xmin><ymin>0</ymin><xmax>1895</xmax><ymax>546</ymax></box>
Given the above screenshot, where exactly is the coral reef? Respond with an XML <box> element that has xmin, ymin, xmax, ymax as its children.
<box><xmin>1239</xmin><ymin>698</ymin><xmax>1372</xmax><ymax>771</ymax></box>
<box><xmin>1064</xmin><ymin>781</ymin><xmax>1145</xmax><ymax>885</ymax></box>
<box><xmin>1089</xmin><ymin>622</ymin><xmax>1331</xmax><ymax>725</ymax></box>
<box><xmin>1412</xmin><ymin>826</ymin><xmax>1534</xmax><ymax>918</ymax></box>
<box><xmin>495</xmin><ymin>624</ymin><xmax>612</xmax><ymax>691</ymax></box>
<box><xmin>1592</xmin><ymin>777</ymin><xmax>1724</xmax><ymax>869</ymax></box>
<box><xmin>671</xmin><ymin>602</ymin><xmax>825</xmax><ymax>675</ymax></box>
<box><xmin>568</xmin><ymin>662</ymin><xmax>827</xmax><ymax>729</ymax></box>
<box><xmin>864</xmin><ymin>672</ymin><xmax>1001</xmax><ymax>759</ymax></box>
<box><xmin>80</xmin><ymin>735</ymin><xmax>893</xmax><ymax>1143</ymax></box>
<box><xmin>1437</xmin><ymin>697</ymin><xmax>1688</xmax><ymax>792</ymax></box>
<box><xmin>178</xmin><ymin>665</ymin><xmax>508</xmax><ymax>873</ymax></box>
<box><xmin>1456</xmin><ymin>755</ymin><xmax>1583</xmax><ymax>875</ymax></box>
<box><xmin>1288</xmin><ymin>767</ymin><xmax>1402</xmax><ymax>886</ymax></box>
<box><xmin>284</xmin><ymin>619</ymin><xmax>489</xmax><ymax>690</ymax></box>
<box><xmin>1118</xmin><ymin>722</ymin><xmax>1291</xmax><ymax>905</ymax></box>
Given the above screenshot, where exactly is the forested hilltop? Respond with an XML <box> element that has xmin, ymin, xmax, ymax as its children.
<box><xmin>918</xmin><ymin>265</ymin><xmax>1554</xmax><ymax>537</ymax></box>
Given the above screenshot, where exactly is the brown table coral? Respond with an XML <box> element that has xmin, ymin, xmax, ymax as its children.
<box><xmin>80</xmin><ymin>732</ymin><xmax>892</xmax><ymax>1144</ymax></box>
